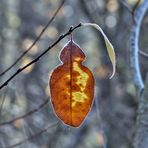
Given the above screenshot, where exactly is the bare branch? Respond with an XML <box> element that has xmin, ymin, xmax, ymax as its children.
<box><xmin>115</xmin><ymin>0</ymin><xmax>148</xmax><ymax>93</ymax></box>
<box><xmin>5</xmin><ymin>122</ymin><xmax>59</xmax><ymax>148</ymax></box>
<box><xmin>139</xmin><ymin>50</ymin><xmax>148</xmax><ymax>58</ymax></box>
<box><xmin>0</xmin><ymin>23</ymin><xmax>82</xmax><ymax>90</ymax></box>
<box><xmin>132</xmin><ymin>0</ymin><xmax>141</xmax><ymax>16</ymax></box>
<box><xmin>119</xmin><ymin>0</ymin><xmax>132</xmax><ymax>13</ymax></box>
<box><xmin>0</xmin><ymin>97</ymin><xmax>49</xmax><ymax>126</ymax></box>
<box><xmin>119</xmin><ymin>0</ymin><xmax>142</xmax><ymax>22</ymax></box>
<box><xmin>133</xmin><ymin>73</ymin><xmax>148</xmax><ymax>148</ymax></box>
<box><xmin>130</xmin><ymin>0</ymin><xmax>148</xmax><ymax>95</ymax></box>
<box><xmin>0</xmin><ymin>0</ymin><xmax>65</xmax><ymax>77</ymax></box>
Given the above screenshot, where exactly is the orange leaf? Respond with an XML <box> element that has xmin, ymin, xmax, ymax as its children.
<box><xmin>49</xmin><ymin>38</ymin><xmax>94</xmax><ymax>127</ymax></box>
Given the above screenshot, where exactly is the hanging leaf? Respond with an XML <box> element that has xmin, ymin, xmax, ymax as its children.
<box><xmin>82</xmin><ymin>23</ymin><xmax>116</xmax><ymax>79</ymax></box>
<box><xmin>49</xmin><ymin>38</ymin><xmax>94</xmax><ymax>127</ymax></box>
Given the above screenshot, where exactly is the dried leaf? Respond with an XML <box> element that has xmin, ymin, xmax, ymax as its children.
<box><xmin>49</xmin><ymin>39</ymin><xmax>94</xmax><ymax>127</ymax></box>
<box><xmin>82</xmin><ymin>23</ymin><xmax>116</xmax><ymax>79</ymax></box>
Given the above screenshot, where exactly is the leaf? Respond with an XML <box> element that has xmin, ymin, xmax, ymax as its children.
<box><xmin>82</xmin><ymin>23</ymin><xmax>116</xmax><ymax>79</ymax></box>
<box><xmin>49</xmin><ymin>38</ymin><xmax>94</xmax><ymax>127</ymax></box>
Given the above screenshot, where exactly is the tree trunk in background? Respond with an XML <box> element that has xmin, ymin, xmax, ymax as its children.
<box><xmin>134</xmin><ymin>73</ymin><xmax>148</xmax><ymax>148</ymax></box>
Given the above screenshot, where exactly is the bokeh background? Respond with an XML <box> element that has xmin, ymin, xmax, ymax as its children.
<box><xmin>0</xmin><ymin>0</ymin><xmax>147</xmax><ymax>148</ymax></box>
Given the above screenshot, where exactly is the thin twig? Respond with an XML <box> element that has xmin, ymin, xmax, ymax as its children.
<box><xmin>132</xmin><ymin>0</ymin><xmax>142</xmax><ymax>23</ymax></box>
<box><xmin>5</xmin><ymin>122</ymin><xmax>59</xmax><ymax>148</ymax></box>
<box><xmin>119</xmin><ymin>0</ymin><xmax>141</xmax><ymax>22</ymax></box>
<box><xmin>0</xmin><ymin>0</ymin><xmax>65</xmax><ymax>77</ymax></box>
<box><xmin>130</xmin><ymin>0</ymin><xmax>148</xmax><ymax>95</ymax></box>
<box><xmin>79</xmin><ymin>0</ymin><xmax>96</xmax><ymax>24</ymax></box>
<box><xmin>119</xmin><ymin>0</ymin><xmax>132</xmax><ymax>13</ymax></box>
<box><xmin>139</xmin><ymin>50</ymin><xmax>148</xmax><ymax>58</ymax></box>
<box><xmin>0</xmin><ymin>97</ymin><xmax>49</xmax><ymax>126</ymax></box>
<box><xmin>132</xmin><ymin>0</ymin><xmax>141</xmax><ymax>16</ymax></box>
<box><xmin>0</xmin><ymin>23</ymin><xmax>82</xmax><ymax>90</ymax></box>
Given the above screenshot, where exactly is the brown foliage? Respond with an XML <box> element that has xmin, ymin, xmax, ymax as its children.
<box><xmin>50</xmin><ymin>39</ymin><xmax>94</xmax><ymax>127</ymax></box>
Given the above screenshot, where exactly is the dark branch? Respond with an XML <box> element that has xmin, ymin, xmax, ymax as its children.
<box><xmin>0</xmin><ymin>97</ymin><xmax>49</xmax><ymax>126</ymax></box>
<box><xmin>131</xmin><ymin>0</ymin><xmax>142</xmax><ymax>23</ymax></box>
<box><xmin>119</xmin><ymin>0</ymin><xmax>132</xmax><ymax>13</ymax></box>
<box><xmin>5</xmin><ymin>122</ymin><xmax>59</xmax><ymax>148</ymax></box>
<box><xmin>132</xmin><ymin>0</ymin><xmax>141</xmax><ymax>16</ymax></box>
<box><xmin>119</xmin><ymin>0</ymin><xmax>142</xmax><ymax>22</ymax></box>
<box><xmin>0</xmin><ymin>0</ymin><xmax>65</xmax><ymax>77</ymax></box>
<box><xmin>0</xmin><ymin>23</ymin><xmax>82</xmax><ymax>90</ymax></box>
<box><xmin>79</xmin><ymin>0</ymin><xmax>96</xmax><ymax>24</ymax></box>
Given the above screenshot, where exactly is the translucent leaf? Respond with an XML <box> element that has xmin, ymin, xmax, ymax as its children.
<box><xmin>82</xmin><ymin>23</ymin><xmax>116</xmax><ymax>79</ymax></box>
<box><xmin>49</xmin><ymin>39</ymin><xmax>94</xmax><ymax>127</ymax></box>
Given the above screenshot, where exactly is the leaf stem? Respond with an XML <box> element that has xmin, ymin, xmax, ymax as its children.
<box><xmin>81</xmin><ymin>23</ymin><xmax>116</xmax><ymax>79</ymax></box>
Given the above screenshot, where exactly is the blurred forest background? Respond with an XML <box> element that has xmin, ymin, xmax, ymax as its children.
<box><xmin>0</xmin><ymin>0</ymin><xmax>147</xmax><ymax>148</ymax></box>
